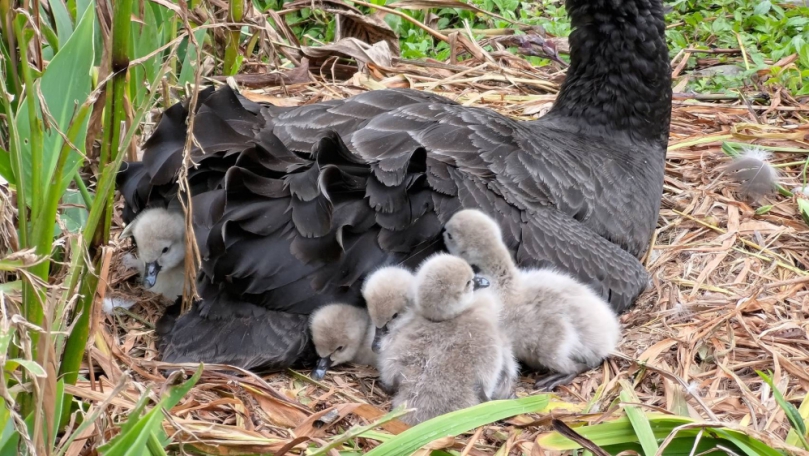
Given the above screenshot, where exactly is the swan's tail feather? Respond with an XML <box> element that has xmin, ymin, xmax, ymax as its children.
<box><xmin>723</xmin><ymin>147</ymin><xmax>779</xmax><ymax>202</ymax></box>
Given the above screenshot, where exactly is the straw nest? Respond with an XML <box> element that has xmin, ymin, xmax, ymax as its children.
<box><xmin>66</xmin><ymin>41</ymin><xmax>809</xmax><ymax>455</ymax></box>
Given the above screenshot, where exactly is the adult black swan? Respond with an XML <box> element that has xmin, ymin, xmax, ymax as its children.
<box><xmin>118</xmin><ymin>0</ymin><xmax>672</xmax><ymax>371</ymax></box>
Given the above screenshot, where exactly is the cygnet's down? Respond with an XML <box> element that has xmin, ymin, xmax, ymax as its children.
<box><xmin>121</xmin><ymin>207</ymin><xmax>188</xmax><ymax>300</ymax></box>
<box><xmin>378</xmin><ymin>253</ymin><xmax>517</xmax><ymax>425</ymax></box>
<box><xmin>443</xmin><ymin>209</ymin><xmax>621</xmax><ymax>391</ymax></box>
<box><xmin>309</xmin><ymin>303</ymin><xmax>376</xmax><ymax>380</ymax></box>
<box><xmin>361</xmin><ymin>266</ymin><xmax>415</xmax><ymax>353</ymax></box>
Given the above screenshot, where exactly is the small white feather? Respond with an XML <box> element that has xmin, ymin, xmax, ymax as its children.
<box><xmin>724</xmin><ymin>146</ymin><xmax>779</xmax><ymax>201</ymax></box>
<box><xmin>102</xmin><ymin>297</ymin><xmax>136</xmax><ymax>315</ymax></box>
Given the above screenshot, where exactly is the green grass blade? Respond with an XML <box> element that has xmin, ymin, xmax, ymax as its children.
<box><xmin>365</xmin><ymin>394</ymin><xmax>551</xmax><ymax>456</ymax></box>
<box><xmin>786</xmin><ymin>394</ymin><xmax>809</xmax><ymax>448</ymax></box>
<box><xmin>619</xmin><ymin>389</ymin><xmax>659</xmax><ymax>455</ymax></box>
<box><xmin>97</xmin><ymin>365</ymin><xmax>202</xmax><ymax>456</ymax></box>
<box><xmin>758</xmin><ymin>371</ymin><xmax>808</xmax><ymax>449</ymax></box>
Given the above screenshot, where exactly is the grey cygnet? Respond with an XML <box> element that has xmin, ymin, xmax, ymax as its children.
<box><xmin>361</xmin><ymin>266</ymin><xmax>415</xmax><ymax>353</ymax></box>
<box><xmin>378</xmin><ymin>253</ymin><xmax>517</xmax><ymax>425</ymax></box>
<box><xmin>443</xmin><ymin>209</ymin><xmax>621</xmax><ymax>391</ymax></box>
<box><xmin>309</xmin><ymin>303</ymin><xmax>376</xmax><ymax>380</ymax></box>
<box><xmin>121</xmin><ymin>207</ymin><xmax>188</xmax><ymax>300</ymax></box>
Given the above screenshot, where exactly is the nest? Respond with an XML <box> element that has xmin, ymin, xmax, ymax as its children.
<box><xmin>65</xmin><ymin>45</ymin><xmax>809</xmax><ymax>454</ymax></box>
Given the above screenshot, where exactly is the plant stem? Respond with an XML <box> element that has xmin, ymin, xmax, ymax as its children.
<box><xmin>224</xmin><ymin>0</ymin><xmax>244</xmax><ymax>75</ymax></box>
<box><xmin>73</xmin><ymin>170</ymin><xmax>94</xmax><ymax>207</ymax></box>
<box><xmin>97</xmin><ymin>0</ymin><xmax>133</xmax><ymax>247</ymax></box>
<box><xmin>14</xmin><ymin>17</ymin><xmax>47</xmax><ymax>402</ymax></box>
<box><xmin>0</xmin><ymin>0</ymin><xmax>21</xmax><ymax>99</ymax></box>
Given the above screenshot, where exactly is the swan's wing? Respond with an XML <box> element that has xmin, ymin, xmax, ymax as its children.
<box><xmin>157</xmin><ymin>300</ymin><xmax>315</xmax><ymax>372</ymax></box>
<box><xmin>273</xmin><ymin>100</ymin><xmax>659</xmax><ymax>257</ymax></box>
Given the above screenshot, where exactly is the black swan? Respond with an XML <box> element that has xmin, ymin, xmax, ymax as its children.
<box><xmin>117</xmin><ymin>0</ymin><xmax>672</xmax><ymax>371</ymax></box>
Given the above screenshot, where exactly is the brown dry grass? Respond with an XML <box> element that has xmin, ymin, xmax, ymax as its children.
<box><xmin>64</xmin><ymin>36</ymin><xmax>809</xmax><ymax>454</ymax></box>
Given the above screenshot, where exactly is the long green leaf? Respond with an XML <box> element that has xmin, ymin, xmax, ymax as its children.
<box><xmin>97</xmin><ymin>366</ymin><xmax>203</xmax><ymax>456</ymax></box>
<box><xmin>786</xmin><ymin>393</ymin><xmax>809</xmax><ymax>448</ymax></box>
<box><xmin>15</xmin><ymin>2</ymin><xmax>95</xmax><ymax>207</ymax></box>
<box><xmin>365</xmin><ymin>394</ymin><xmax>551</xmax><ymax>456</ymax></box>
<box><xmin>620</xmin><ymin>389</ymin><xmax>659</xmax><ymax>455</ymax></box>
<box><xmin>758</xmin><ymin>371</ymin><xmax>808</xmax><ymax>449</ymax></box>
<box><xmin>536</xmin><ymin>414</ymin><xmax>783</xmax><ymax>456</ymax></box>
<box><xmin>49</xmin><ymin>0</ymin><xmax>74</xmax><ymax>47</ymax></box>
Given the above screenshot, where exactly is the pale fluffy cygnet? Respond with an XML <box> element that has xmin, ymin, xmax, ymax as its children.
<box><xmin>378</xmin><ymin>254</ymin><xmax>517</xmax><ymax>425</ymax></box>
<box><xmin>443</xmin><ymin>209</ymin><xmax>621</xmax><ymax>391</ymax></box>
<box><xmin>361</xmin><ymin>266</ymin><xmax>415</xmax><ymax>353</ymax></box>
<box><xmin>309</xmin><ymin>303</ymin><xmax>376</xmax><ymax>380</ymax></box>
<box><xmin>121</xmin><ymin>207</ymin><xmax>188</xmax><ymax>300</ymax></box>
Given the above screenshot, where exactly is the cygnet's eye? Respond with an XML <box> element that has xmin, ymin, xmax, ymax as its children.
<box><xmin>162</xmin><ymin>246</ymin><xmax>169</xmax><ymax>254</ymax></box>
<box><xmin>466</xmin><ymin>280</ymin><xmax>472</xmax><ymax>288</ymax></box>
<box><xmin>391</xmin><ymin>312</ymin><xmax>399</xmax><ymax>320</ymax></box>
<box><xmin>336</xmin><ymin>346</ymin><xmax>344</xmax><ymax>351</ymax></box>
<box><xmin>446</xmin><ymin>232</ymin><xmax>453</xmax><ymax>240</ymax></box>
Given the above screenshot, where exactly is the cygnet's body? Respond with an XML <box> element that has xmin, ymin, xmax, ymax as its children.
<box><xmin>122</xmin><ymin>207</ymin><xmax>188</xmax><ymax>300</ymax></box>
<box><xmin>309</xmin><ymin>303</ymin><xmax>376</xmax><ymax>380</ymax></box>
<box><xmin>378</xmin><ymin>254</ymin><xmax>517</xmax><ymax>425</ymax></box>
<box><xmin>443</xmin><ymin>209</ymin><xmax>621</xmax><ymax>390</ymax></box>
<box><xmin>361</xmin><ymin>266</ymin><xmax>415</xmax><ymax>353</ymax></box>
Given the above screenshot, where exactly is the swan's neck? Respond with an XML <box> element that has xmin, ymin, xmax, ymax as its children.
<box><xmin>545</xmin><ymin>0</ymin><xmax>672</xmax><ymax>148</ymax></box>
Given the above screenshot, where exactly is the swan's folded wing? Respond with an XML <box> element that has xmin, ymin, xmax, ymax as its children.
<box><xmin>157</xmin><ymin>300</ymin><xmax>315</xmax><ymax>372</ymax></box>
<box><xmin>445</xmin><ymin>173</ymin><xmax>649</xmax><ymax>314</ymax></box>
<box><xmin>270</xmin><ymin>89</ymin><xmax>459</xmax><ymax>153</ymax></box>
<box><xmin>337</xmin><ymin>103</ymin><xmax>603</xmax><ymax>232</ymax></box>
<box><xmin>516</xmin><ymin>206</ymin><xmax>650</xmax><ymax>314</ymax></box>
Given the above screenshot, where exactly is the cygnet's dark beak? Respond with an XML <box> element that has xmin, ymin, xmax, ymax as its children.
<box><xmin>143</xmin><ymin>261</ymin><xmax>161</xmax><ymax>288</ymax></box>
<box><xmin>472</xmin><ymin>275</ymin><xmax>490</xmax><ymax>290</ymax></box>
<box><xmin>371</xmin><ymin>324</ymin><xmax>389</xmax><ymax>353</ymax></box>
<box><xmin>312</xmin><ymin>356</ymin><xmax>332</xmax><ymax>380</ymax></box>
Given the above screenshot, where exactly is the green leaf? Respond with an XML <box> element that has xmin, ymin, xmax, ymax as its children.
<box><xmin>365</xmin><ymin>394</ymin><xmax>552</xmax><ymax>456</ymax></box>
<box><xmin>0</xmin><ymin>147</ymin><xmax>12</xmax><ymax>186</ymax></box>
<box><xmin>178</xmin><ymin>28</ymin><xmax>208</xmax><ymax>85</ymax></box>
<box><xmin>14</xmin><ymin>2</ymin><xmax>95</xmax><ymax>208</ymax></box>
<box><xmin>0</xmin><ymin>401</ymin><xmax>19</xmax><ymax>456</ymax></box>
<box><xmin>49</xmin><ymin>0</ymin><xmax>74</xmax><ymax>47</ymax></box>
<box><xmin>754</xmin><ymin>1</ymin><xmax>772</xmax><ymax>16</ymax></box>
<box><xmin>620</xmin><ymin>389</ymin><xmax>659</xmax><ymax>455</ymax></box>
<box><xmin>5</xmin><ymin>359</ymin><xmax>47</xmax><ymax>377</ymax></box>
<box><xmin>97</xmin><ymin>365</ymin><xmax>202</xmax><ymax>456</ymax></box>
<box><xmin>797</xmin><ymin>199</ymin><xmax>809</xmax><ymax>227</ymax></box>
<box><xmin>537</xmin><ymin>414</ymin><xmax>783</xmax><ymax>456</ymax></box>
<box><xmin>757</xmin><ymin>370</ymin><xmax>808</xmax><ymax>448</ymax></box>
<box><xmin>787</xmin><ymin>393</ymin><xmax>809</xmax><ymax>448</ymax></box>
<box><xmin>755</xmin><ymin>205</ymin><xmax>774</xmax><ymax>215</ymax></box>
<box><xmin>60</xmin><ymin>189</ymin><xmax>88</xmax><ymax>234</ymax></box>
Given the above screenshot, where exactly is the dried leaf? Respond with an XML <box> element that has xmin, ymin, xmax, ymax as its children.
<box><xmin>211</xmin><ymin>61</ymin><xmax>312</xmax><ymax>88</ymax></box>
<box><xmin>301</xmin><ymin>38</ymin><xmax>393</xmax><ymax>71</ymax></box>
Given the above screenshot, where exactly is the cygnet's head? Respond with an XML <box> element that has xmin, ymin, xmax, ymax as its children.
<box><xmin>309</xmin><ymin>303</ymin><xmax>370</xmax><ymax>380</ymax></box>
<box><xmin>414</xmin><ymin>254</ymin><xmax>489</xmax><ymax>322</ymax></box>
<box><xmin>443</xmin><ymin>209</ymin><xmax>504</xmax><ymax>269</ymax></box>
<box><xmin>122</xmin><ymin>208</ymin><xmax>186</xmax><ymax>289</ymax></box>
<box><xmin>361</xmin><ymin>266</ymin><xmax>414</xmax><ymax>353</ymax></box>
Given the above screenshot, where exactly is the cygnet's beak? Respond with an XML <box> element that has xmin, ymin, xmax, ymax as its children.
<box><xmin>472</xmin><ymin>275</ymin><xmax>490</xmax><ymax>290</ymax></box>
<box><xmin>371</xmin><ymin>324</ymin><xmax>389</xmax><ymax>353</ymax></box>
<box><xmin>312</xmin><ymin>356</ymin><xmax>332</xmax><ymax>380</ymax></box>
<box><xmin>143</xmin><ymin>261</ymin><xmax>161</xmax><ymax>288</ymax></box>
